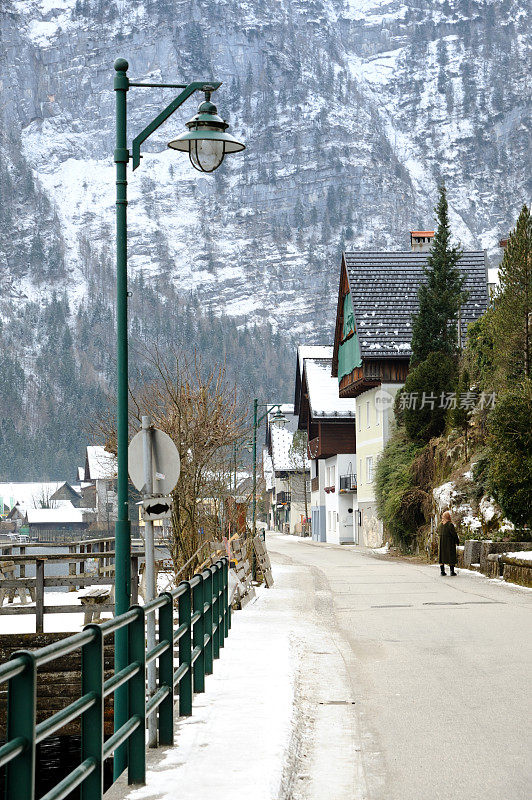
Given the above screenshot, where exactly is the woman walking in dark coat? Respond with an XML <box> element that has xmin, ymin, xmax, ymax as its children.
<box><xmin>438</xmin><ymin>511</ymin><xmax>460</xmax><ymax>576</ymax></box>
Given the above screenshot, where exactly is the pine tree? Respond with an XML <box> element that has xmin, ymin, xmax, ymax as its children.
<box><xmin>410</xmin><ymin>185</ymin><xmax>465</xmax><ymax>365</ymax></box>
<box><xmin>492</xmin><ymin>204</ymin><xmax>532</xmax><ymax>384</ymax></box>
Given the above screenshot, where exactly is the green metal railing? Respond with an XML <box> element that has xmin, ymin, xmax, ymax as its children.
<box><xmin>0</xmin><ymin>557</ymin><xmax>230</xmax><ymax>800</ymax></box>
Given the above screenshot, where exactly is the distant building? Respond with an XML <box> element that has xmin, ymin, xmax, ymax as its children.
<box><xmin>25</xmin><ymin>504</ymin><xmax>89</xmax><ymax>533</ymax></box>
<box><xmin>50</xmin><ymin>482</ymin><xmax>83</xmax><ymax>508</ymax></box>
<box><xmin>264</xmin><ymin>405</ymin><xmax>309</xmax><ymax>535</ymax></box>
<box><xmin>0</xmin><ymin>482</ymin><xmax>64</xmax><ymax>517</ymax></box>
<box><xmin>83</xmin><ymin>446</ymin><xmax>118</xmax><ymax>526</ymax></box>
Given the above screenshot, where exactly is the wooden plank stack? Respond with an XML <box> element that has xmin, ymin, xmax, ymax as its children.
<box><xmin>253</xmin><ymin>535</ymin><xmax>274</xmax><ymax>588</ymax></box>
<box><xmin>230</xmin><ymin>536</ymin><xmax>255</xmax><ymax>608</ymax></box>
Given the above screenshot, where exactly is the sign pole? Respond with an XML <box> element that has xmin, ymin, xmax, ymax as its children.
<box><xmin>142</xmin><ymin>415</ymin><xmax>157</xmax><ymax>747</ymax></box>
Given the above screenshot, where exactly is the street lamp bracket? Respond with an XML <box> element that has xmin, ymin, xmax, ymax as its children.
<box><xmin>131</xmin><ymin>81</ymin><xmax>222</xmax><ymax>170</ymax></box>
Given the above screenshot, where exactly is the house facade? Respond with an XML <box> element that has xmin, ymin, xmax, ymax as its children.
<box><xmin>294</xmin><ymin>347</ymin><xmax>357</xmax><ymax>544</ymax></box>
<box><xmin>264</xmin><ymin>404</ymin><xmax>309</xmax><ymax>534</ymax></box>
<box><xmin>331</xmin><ymin>241</ymin><xmax>489</xmax><ymax>546</ymax></box>
<box><xmin>84</xmin><ymin>446</ymin><xmax>118</xmax><ymax>526</ymax></box>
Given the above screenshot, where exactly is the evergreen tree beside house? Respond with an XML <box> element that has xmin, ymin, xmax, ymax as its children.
<box><xmin>410</xmin><ymin>185</ymin><xmax>466</xmax><ymax>366</ymax></box>
<box><xmin>401</xmin><ymin>185</ymin><xmax>469</xmax><ymax>444</ymax></box>
<box><xmin>375</xmin><ymin>203</ymin><xmax>531</xmax><ymax>547</ymax></box>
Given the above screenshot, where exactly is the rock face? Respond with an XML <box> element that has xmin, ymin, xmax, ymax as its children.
<box><xmin>0</xmin><ymin>0</ymin><xmax>529</xmax><ymax>475</ymax></box>
<box><xmin>2</xmin><ymin>0</ymin><xmax>529</xmax><ymax>327</ymax></box>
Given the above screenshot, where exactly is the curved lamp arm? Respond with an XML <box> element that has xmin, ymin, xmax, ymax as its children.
<box><xmin>131</xmin><ymin>80</ymin><xmax>222</xmax><ymax>170</ymax></box>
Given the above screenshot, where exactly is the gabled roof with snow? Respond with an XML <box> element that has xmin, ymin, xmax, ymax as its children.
<box><xmin>85</xmin><ymin>446</ymin><xmax>117</xmax><ymax>480</ymax></box>
<box><xmin>304</xmin><ymin>358</ymin><xmax>356</xmax><ymax>418</ymax></box>
<box><xmin>294</xmin><ymin>345</ymin><xmax>333</xmax><ymax>414</ymax></box>
<box><xmin>26</xmin><ymin>505</ymin><xmax>85</xmax><ymax>524</ymax></box>
<box><xmin>270</xmin><ymin>426</ymin><xmax>296</xmax><ymax>472</ymax></box>
<box><xmin>269</xmin><ymin>426</ymin><xmax>310</xmax><ymax>473</ymax></box>
<box><xmin>264</xmin><ymin>404</ymin><xmax>309</xmax><ymax>471</ymax></box>
<box><xmin>296</xmin><ymin>345</ymin><xmax>333</xmax><ymax>378</ymax></box>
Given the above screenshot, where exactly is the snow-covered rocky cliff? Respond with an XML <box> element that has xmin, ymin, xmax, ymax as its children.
<box><xmin>2</xmin><ymin>0</ymin><xmax>529</xmax><ymax>329</ymax></box>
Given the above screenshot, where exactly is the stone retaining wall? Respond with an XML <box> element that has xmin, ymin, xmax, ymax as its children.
<box><xmin>486</xmin><ymin>553</ymin><xmax>502</xmax><ymax>579</ymax></box>
<box><xmin>464</xmin><ymin>540</ymin><xmax>481</xmax><ymax>568</ymax></box>
<box><xmin>501</xmin><ymin>555</ymin><xmax>532</xmax><ymax>588</ymax></box>
<box><xmin>479</xmin><ymin>541</ymin><xmax>532</xmax><ymax>574</ymax></box>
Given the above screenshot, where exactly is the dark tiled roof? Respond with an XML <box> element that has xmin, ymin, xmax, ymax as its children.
<box><xmin>344</xmin><ymin>251</ymin><xmax>488</xmax><ymax>358</ymax></box>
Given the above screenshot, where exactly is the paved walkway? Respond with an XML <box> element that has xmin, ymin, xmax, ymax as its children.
<box><xmin>268</xmin><ymin>533</ymin><xmax>531</xmax><ymax>800</ymax></box>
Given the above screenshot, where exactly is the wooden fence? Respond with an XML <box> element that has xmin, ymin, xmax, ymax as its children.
<box><xmin>0</xmin><ymin>536</ymin><xmax>168</xmax><ymax>633</ymax></box>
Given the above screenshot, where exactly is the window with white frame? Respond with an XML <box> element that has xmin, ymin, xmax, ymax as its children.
<box><xmin>366</xmin><ymin>401</ymin><xmax>370</xmax><ymax>428</ymax></box>
<box><xmin>359</xmin><ymin>458</ymin><xmax>363</xmax><ymax>483</ymax></box>
<box><xmin>366</xmin><ymin>456</ymin><xmax>374</xmax><ymax>483</ymax></box>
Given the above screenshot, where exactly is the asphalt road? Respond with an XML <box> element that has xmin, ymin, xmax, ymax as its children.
<box><xmin>267</xmin><ymin>533</ymin><xmax>532</xmax><ymax>800</ymax></box>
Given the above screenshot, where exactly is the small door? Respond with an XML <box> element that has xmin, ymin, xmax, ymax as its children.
<box><xmin>341</xmin><ymin>507</ymin><xmax>354</xmax><ymax>544</ymax></box>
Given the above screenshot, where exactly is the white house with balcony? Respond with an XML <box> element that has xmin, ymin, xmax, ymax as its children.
<box><xmin>294</xmin><ymin>347</ymin><xmax>357</xmax><ymax>544</ymax></box>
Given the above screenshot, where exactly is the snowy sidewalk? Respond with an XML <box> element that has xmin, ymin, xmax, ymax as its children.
<box><xmin>108</xmin><ymin>571</ymin><xmax>296</xmax><ymax>800</ymax></box>
<box><xmin>108</xmin><ymin>546</ymin><xmax>364</xmax><ymax>800</ymax></box>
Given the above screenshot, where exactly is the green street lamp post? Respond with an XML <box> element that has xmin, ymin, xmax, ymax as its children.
<box><xmin>248</xmin><ymin>400</ymin><xmax>287</xmax><ymax>551</ymax></box>
<box><xmin>112</xmin><ymin>58</ymin><xmax>244</xmax><ymax>778</ymax></box>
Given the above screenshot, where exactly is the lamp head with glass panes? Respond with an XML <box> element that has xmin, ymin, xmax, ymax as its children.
<box><xmin>270</xmin><ymin>409</ymin><xmax>288</xmax><ymax>428</ymax></box>
<box><xmin>168</xmin><ymin>91</ymin><xmax>245</xmax><ymax>173</ymax></box>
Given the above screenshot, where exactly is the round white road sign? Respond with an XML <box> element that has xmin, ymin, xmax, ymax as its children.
<box><xmin>128</xmin><ymin>428</ymin><xmax>181</xmax><ymax>495</ymax></box>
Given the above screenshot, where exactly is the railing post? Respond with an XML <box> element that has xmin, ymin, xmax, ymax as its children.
<box><xmin>81</xmin><ymin>624</ymin><xmax>104</xmax><ymax>800</ymax></box>
<box><xmin>212</xmin><ymin>564</ymin><xmax>221</xmax><ymax>660</ymax></box>
<box><xmin>80</xmin><ymin>544</ymin><xmax>85</xmax><ymax>579</ymax></box>
<box><xmin>127</xmin><ymin>606</ymin><xmax>146</xmax><ymax>785</ymax></box>
<box><xmin>192</xmin><ymin>575</ymin><xmax>205</xmax><ymax>694</ymax></box>
<box><xmin>178</xmin><ymin>581</ymin><xmax>192</xmax><ymax>716</ymax></box>
<box><xmin>69</xmin><ymin>544</ymin><xmax>77</xmax><ymax>591</ymax></box>
<box><xmin>6</xmin><ymin>651</ymin><xmax>36</xmax><ymax>800</ymax></box>
<box><xmin>35</xmin><ymin>558</ymin><xmax>44</xmax><ymax>634</ymax></box>
<box><xmin>222</xmin><ymin>557</ymin><xmax>229</xmax><ymax>640</ymax></box>
<box><xmin>158</xmin><ymin>593</ymin><xmax>174</xmax><ymax>745</ymax></box>
<box><xmin>217</xmin><ymin>560</ymin><xmax>225</xmax><ymax>650</ymax></box>
<box><xmin>203</xmin><ymin>568</ymin><xmax>214</xmax><ymax>676</ymax></box>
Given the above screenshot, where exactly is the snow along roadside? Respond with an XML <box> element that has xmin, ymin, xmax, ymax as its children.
<box><xmin>109</xmin><ymin>578</ymin><xmax>295</xmax><ymax>800</ymax></box>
